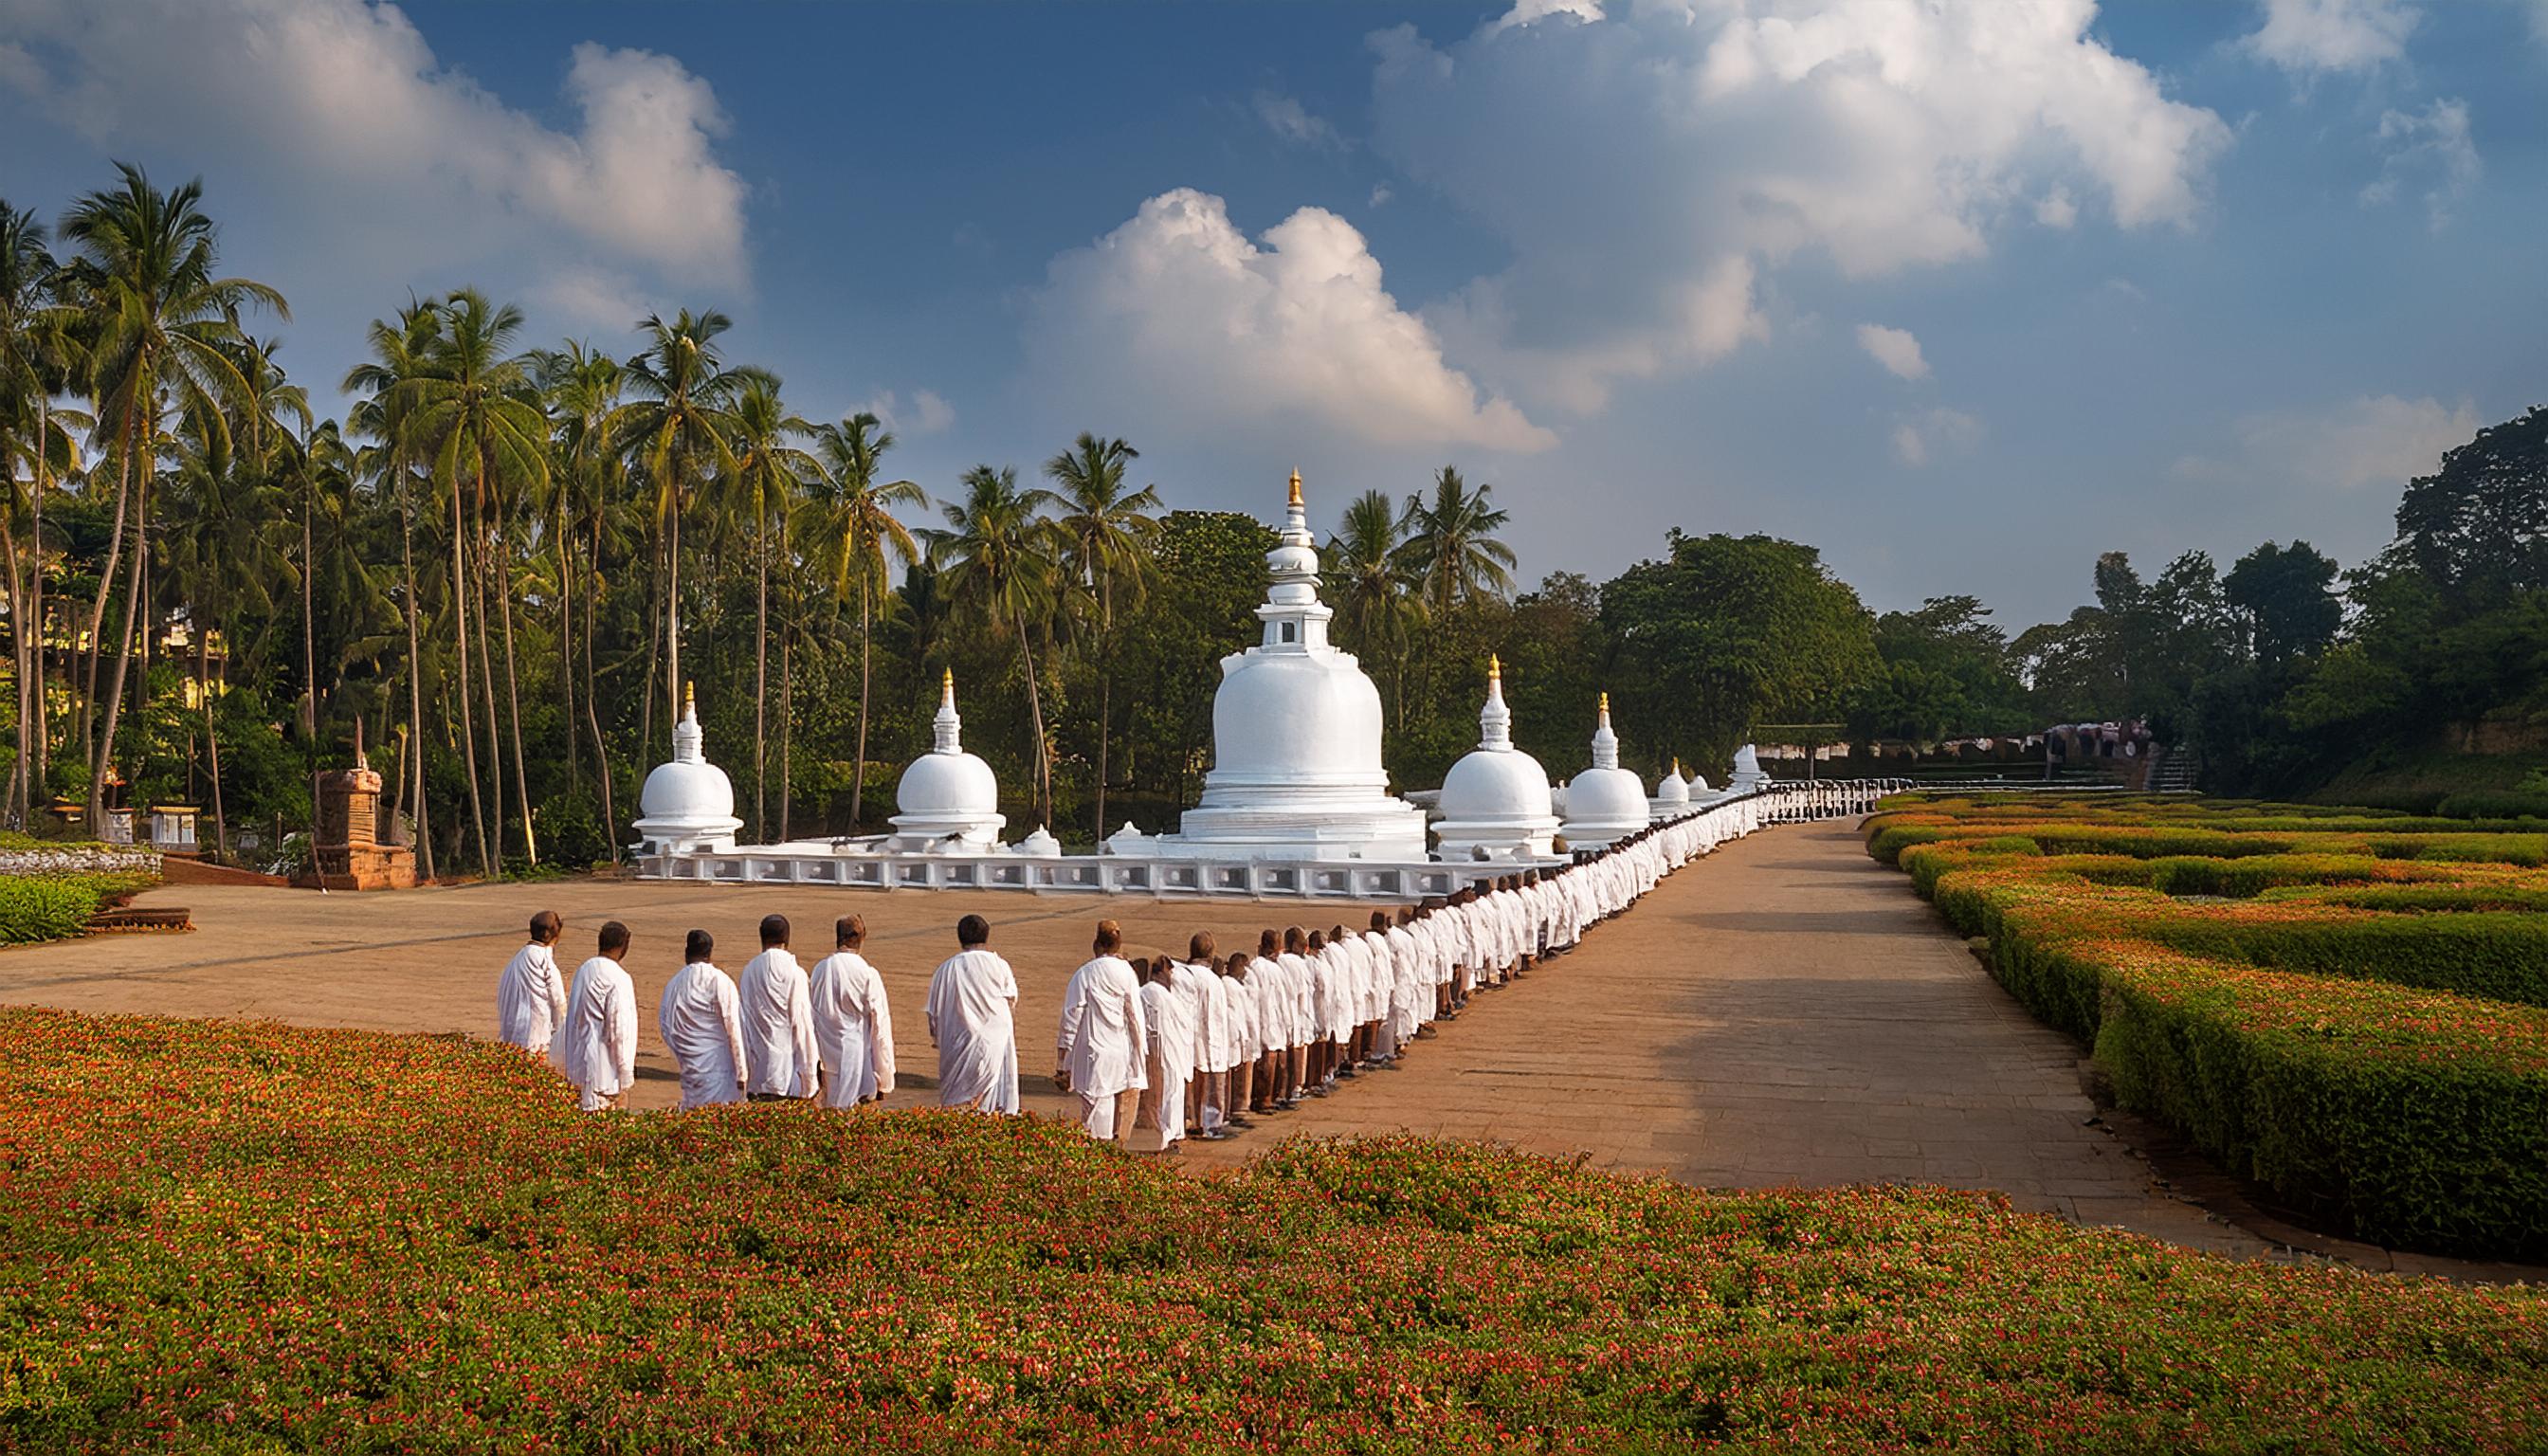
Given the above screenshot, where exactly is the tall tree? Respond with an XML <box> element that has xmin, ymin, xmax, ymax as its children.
<box><xmin>2226</xmin><ymin>540</ymin><xmax>2343</xmax><ymax>667</ymax></box>
<box><xmin>1323</xmin><ymin>486</ymin><xmax>1422</xmax><ymax>721</ymax></box>
<box><xmin>930</xmin><ymin>464</ymin><xmax>1063</xmax><ymax>827</ymax></box>
<box><xmin>534</xmin><ymin>339</ymin><xmax>625</xmax><ymax>846</ymax></box>
<box><xmin>1404</xmin><ymin>465</ymin><xmax>1517</xmax><ymax>616</ymax></box>
<box><xmin>62</xmin><ymin>163</ymin><xmax>285</xmax><ymax>825</ymax></box>
<box><xmin>719</xmin><ymin>376</ymin><xmax>814</xmax><ymax>839</ymax></box>
<box><xmin>806</xmin><ymin>411</ymin><xmax>921</xmax><ymax>831</ymax></box>
<box><xmin>397</xmin><ymin>290</ymin><xmax>550</xmax><ymax>866</ymax></box>
<box><xmin>610</xmin><ymin>309</ymin><xmax>756</xmax><ymax>747</ymax></box>
<box><xmin>0</xmin><ymin>202</ymin><xmax>82</xmax><ymax>824</ymax></box>
<box><xmin>1046</xmin><ymin>431</ymin><xmax>1159</xmax><ymax>842</ymax></box>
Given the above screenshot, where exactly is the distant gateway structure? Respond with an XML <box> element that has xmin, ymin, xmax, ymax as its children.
<box><xmin>631</xmin><ymin>472</ymin><xmax>1871</xmax><ymax>900</ymax></box>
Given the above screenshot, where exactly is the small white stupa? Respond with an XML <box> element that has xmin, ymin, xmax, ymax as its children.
<box><xmin>1729</xmin><ymin>743</ymin><xmax>1773</xmax><ymax>795</ymax></box>
<box><xmin>1653</xmin><ymin>757</ymin><xmax>1692</xmax><ymax>818</ymax></box>
<box><xmin>1159</xmin><ymin>470</ymin><xmax>1430</xmax><ymax>860</ymax></box>
<box><xmin>1433</xmin><ymin>655</ymin><xmax>1561</xmax><ymax>860</ymax></box>
<box><xmin>1560</xmin><ymin>692</ymin><xmax>1649</xmax><ymax>848</ymax></box>
<box><xmin>634</xmin><ymin>683</ymin><xmax>743</xmax><ymax>855</ymax></box>
<box><xmin>887</xmin><ymin>669</ymin><xmax>1006</xmax><ymax>851</ymax></box>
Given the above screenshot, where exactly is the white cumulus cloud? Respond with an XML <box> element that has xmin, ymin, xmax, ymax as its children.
<box><xmin>852</xmin><ymin>389</ymin><xmax>956</xmax><ymax>438</ymax></box>
<box><xmin>1856</xmin><ymin>323</ymin><xmax>1930</xmax><ymax>380</ymax></box>
<box><xmin>1369</xmin><ymin>0</ymin><xmax>2230</xmax><ymax>413</ymax></box>
<box><xmin>2243</xmin><ymin>0</ymin><xmax>2419</xmax><ymax>74</ymax></box>
<box><xmin>2174</xmin><ymin>395</ymin><xmax>2478</xmax><ymax>494</ymax></box>
<box><xmin>1891</xmin><ymin>408</ymin><xmax>1982</xmax><ymax>467</ymax></box>
<box><xmin>1252</xmin><ymin>91</ymin><xmax>1345</xmax><ymax>150</ymax></box>
<box><xmin>0</xmin><ymin>0</ymin><xmax>750</xmax><ymax>286</ymax></box>
<box><xmin>1023</xmin><ymin>188</ymin><xmax>1556</xmax><ymax>455</ymax></box>
<box><xmin>2362</xmin><ymin>98</ymin><xmax>2481</xmax><ymax>230</ymax></box>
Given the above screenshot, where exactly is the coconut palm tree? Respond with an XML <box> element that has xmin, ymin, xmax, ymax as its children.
<box><xmin>61</xmin><ymin>163</ymin><xmax>286</xmax><ymax>825</ymax></box>
<box><xmin>609</xmin><ymin>309</ymin><xmax>758</xmax><ymax>747</ymax></box>
<box><xmin>344</xmin><ymin>300</ymin><xmax>457</xmax><ymax>876</ymax></box>
<box><xmin>1403</xmin><ymin>464</ymin><xmax>1517</xmax><ymax>616</ymax></box>
<box><xmin>1046</xmin><ymin>432</ymin><xmax>1159</xmax><ymax>841</ymax></box>
<box><xmin>719</xmin><ymin>376</ymin><xmax>815</xmax><ymax>838</ymax></box>
<box><xmin>397</xmin><ymin>290</ymin><xmax>549</xmax><ymax>865</ymax></box>
<box><xmin>929</xmin><ymin>464</ymin><xmax>1063</xmax><ymax>827</ymax></box>
<box><xmin>530</xmin><ymin>339</ymin><xmax>624</xmax><ymax>807</ymax></box>
<box><xmin>805</xmin><ymin>410</ymin><xmax>921</xmax><ymax>831</ymax></box>
<box><xmin>1324</xmin><ymin>486</ymin><xmax>1423</xmax><ymax>721</ymax></box>
<box><xmin>0</xmin><ymin>201</ymin><xmax>84</xmax><ymax>823</ymax></box>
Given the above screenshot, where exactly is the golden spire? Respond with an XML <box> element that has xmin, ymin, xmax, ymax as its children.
<box><xmin>1672</xmin><ymin>756</ymin><xmax>1683</xmax><ymax>776</ymax></box>
<box><xmin>1487</xmin><ymin>653</ymin><xmax>1502</xmax><ymax>682</ymax></box>
<box><xmin>1287</xmin><ymin>468</ymin><xmax>1302</xmax><ymax>507</ymax></box>
<box><xmin>1598</xmin><ymin>690</ymin><xmax>1610</xmax><ymax>714</ymax></box>
<box><xmin>682</xmin><ymin>680</ymin><xmax>695</xmax><ymax>713</ymax></box>
<box><xmin>942</xmin><ymin>665</ymin><xmax>956</xmax><ymax>699</ymax></box>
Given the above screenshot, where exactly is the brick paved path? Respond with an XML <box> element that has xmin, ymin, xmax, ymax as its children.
<box><xmin>1183</xmin><ymin>818</ymin><xmax>2266</xmax><ymax>1256</ymax></box>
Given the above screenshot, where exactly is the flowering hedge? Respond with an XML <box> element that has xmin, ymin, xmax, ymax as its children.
<box><xmin>3</xmin><ymin>1010</ymin><xmax>2546</xmax><ymax>1452</ymax></box>
<box><xmin>1876</xmin><ymin>794</ymin><xmax>2548</xmax><ymax>1258</ymax></box>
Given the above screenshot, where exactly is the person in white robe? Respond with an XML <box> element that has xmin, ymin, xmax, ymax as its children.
<box><xmin>1219</xmin><ymin>952</ymin><xmax>1258</xmax><ymax>1126</ymax></box>
<box><xmin>1054</xmin><ymin>920</ymin><xmax>1146</xmax><ymax>1141</ymax></box>
<box><xmin>1138</xmin><ymin>956</ymin><xmax>1194</xmax><ymax>1153</ymax></box>
<box><xmin>1281</xmin><ymin>928</ymin><xmax>1318</xmax><ymax>1102</ymax></box>
<box><xmin>738</xmin><ymin>915</ymin><xmax>819</xmax><ymax>1101</ymax></box>
<box><xmin>658</xmin><ymin>928</ymin><xmax>745</xmax><ymax>1110</ymax></box>
<box><xmin>554</xmin><ymin>921</ymin><xmax>638</xmax><ymax>1113</ymax></box>
<box><xmin>1250</xmin><ymin>930</ymin><xmax>1291</xmax><ymax>1111</ymax></box>
<box><xmin>1386</xmin><ymin>911</ymin><xmax>1426</xmax><ymax>1046</ymax></box>
<box><xmin>495</xmin><ymin>910</ymin><xmax>569</xmax><ymax>1056</ymax></box>
<box><xmin>1172</xmin><ymin>933</ymin><xmax>1227</xmax><ymax>1138</ymax></box>
<box><xmin>809</xmin><ymin>915</ymin><xmax>897</xmax><ymax>1107</ymax></box>
<box><xmin>925</xmin><ymin>914</ymin><xmax>1021</xmax><ymax>1114</ymax></box>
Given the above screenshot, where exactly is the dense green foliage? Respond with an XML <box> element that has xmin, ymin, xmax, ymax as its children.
<box><xmin>0</xmin><ymin>868</ymin><xmax>149</xmax><ymax>943</ymax></box>
<box><xmin>6</xmin><ymin>1008</ymin><xmax>2546</xmax><ymax>1452</ymax></box>
<box><xmin>1874</xmin><ymin>795</ymin><xmax>2548</xmax><ymax>1256</ymax></box>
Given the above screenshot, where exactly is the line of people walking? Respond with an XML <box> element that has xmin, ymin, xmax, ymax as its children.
<box><xmin>495</xmin><ymin>805</ymin><xmax>1747</xmax><ymax>1123</ymax></box>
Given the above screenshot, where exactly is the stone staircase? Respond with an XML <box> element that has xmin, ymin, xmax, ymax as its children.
<box><xmin>2144</xmin><ymin>745</ymin><xmax>2201</xmax><ymax>793</ymax></box>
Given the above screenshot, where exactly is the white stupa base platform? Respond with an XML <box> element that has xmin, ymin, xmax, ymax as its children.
<box><xmin>1433</xmin><ymin>815</ymin><xmax>1562</xmax><ymax>862</ymax></box>
<box><xmin>628</xmin><ymin>783</ymin><xmax>1903</xmax><ymax>901</ymax></box>
<box><xmin>1151</xmin><ymin>793</ymin><xmax>1432</xmax><ymax>862</ymax></box>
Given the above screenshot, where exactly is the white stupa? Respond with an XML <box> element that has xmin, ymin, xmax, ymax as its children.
<box><xmin>633</xmin><ymin>684</ymin><xmax>743</xmax><ymax>855</ymax></box>
<box><xmin>1159</xmin><ymin>471</ymin><xmax>1429</xmax><ymax>860</ymax></box>
<box><xmin>1729</xmin><ymin>743</ymin><xmax>1773</xmax><ymax>795</ymax></box>
<box><xmin>888</xmin><ymin>669</ymin><xmax>1006</xmax><ymax>850</ymax></box>
<box><xmin>1433</xmin><ymin>655</ymin><xmax>1561</xmax><ymax>860</ymax></box>
<box><xmin>1560</xmin><ymin>692</ymin><xmax>1649</xmax><ymax>848</ymax></box>
<box><xmin>1653</xmin><ymin>757</ymin><xmax>1692</xmax><ymax>818</ymax></box>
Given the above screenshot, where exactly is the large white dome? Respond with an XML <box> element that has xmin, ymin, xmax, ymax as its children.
<box><xmin>1566</xmin><ymin>766</ymin><xmax>1648</xmax><ymax>824</ymax></box>
<box><xmin>632</xmin><ymin>689</ymin><xmax>743</xmax><ymax>855</ymax></box>
<box><xmin>642</xmin><ymin>757</ymin><xmax>735</xmax><ymax>823</ymax></box>
<box><xmin>1433</xmin><ymin>658</ymin><xmax>1560</xmax><ymax>860</ymax></box>
<box><xmin>1162</xmin><ymin>472</ymin><xmax>1429</xmax><ymax>861</ymax></box>
<box><xmin>897</xmin><ymin>750</ymin><xmax>998</xmax><ymax>818</ymax></box>
<box><xmin>1443</xmin><ymin>745</ymin><xmax>1556</xmax><ymax>822</ymax></box>
<box><xmin>1561</xmin><ymin>693</ymin><xmax>1651</xmax><ymax>848</ymax></box>
<box><xmin>890</xmin><ymin>671</ymin><xmax>1006</xmax><ymax>849</ymax></box>
<box><xmin>1209</xmin><ymin>649</ymin><xmax>1388</xmax><ymax>786</ymax></box>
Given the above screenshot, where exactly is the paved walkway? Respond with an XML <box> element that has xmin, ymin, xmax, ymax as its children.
<box><xmin>1183</xmin><ymin>819</ymin><xmax>2264</xmax><ymax>1256</ymax></box>
<box><xmin>1</xmin><ymin>821</ymin><xmax>2261</xmax><ymax>1254</ymax></box>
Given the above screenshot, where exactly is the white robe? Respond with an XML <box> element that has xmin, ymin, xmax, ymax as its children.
<box><xmin>495</xmin><ymin>942</ymin><xmax>568</xmax><ymax>1055</ymax></box>
<box><xmin>1201</xmin><ymin>967</ymin><xmax>1242</xmax><ymax>1072</ymax></box>
<box><xmin>926</xmin><ymin>948</ymin><xmax>1020</xmax><ymax>1114</ymax></box>
<box><xmin>1056</xmin><ymin>955</ymin><xmax>1147</xmax><ymax>1101</ymax></box>
<box><xmin>738</xmin><ymin>947</ymin><xmax>819</xmax><ymax>1100</ymax></box>
<box><xmin>1280</xmin><ymin>952</ymin><xmax>1317</xmax><ymax>1046</ymax></box>
<box><xmin>1174</xmin><ymin>960</ymin><xmax>1214</xmax><ymax>1074</ymax></box>
<box><xmin>1386</xmin><ymin>925</ymin><xmax>1425</xmax><ymax>1038</ymax></box>
<box><xmin>657</xmin><ymin>959</ymin><xmax>745</xmax><ymax>1110</ymax></box>
<box><xmin>1141</xmin><ymin>974</ymin><xmax>1193</xmax><ymax>1142</ymax></box>
<box><xmin>553</xmin><ymin>955</ymin><xmax>636</xmax><ymax>1111</ymax></box>
<box><xmin>809</xmin><ymin>950</ymin><xmax>897</xmax><ymax>1107</ymax></box>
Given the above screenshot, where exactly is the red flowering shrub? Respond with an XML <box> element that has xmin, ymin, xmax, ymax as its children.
<box><xmin>5</xmin><ymin>1008</ymin><xmax>2546</xmax><ymax>1452</ymax></box>
<box><xmin>1877</xmin><ymin>795</ymin><xmax>2548</xmax><ymax>1257</ymax></box>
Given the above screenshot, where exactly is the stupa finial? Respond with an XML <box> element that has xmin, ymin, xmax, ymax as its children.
<box><xmin>1598</xmin><ymin>689</ymin><xmax>1610</xmax><ymax>715</ymax></box>
<box><xmin>1488</xmin><ymin>652</ymin><xmax>1502</xmax><ymax>681</ymax></box>
<box><xmin>1287</xmin><ymin>467</ymin><xmax>1302</xmax><ymax>507</ymax></box>
<box><xmin>942</xmin><ymin>665</ymin><xmax>956</xmax><ymax>701</ymax></box>
<box><xmin>683</xmin><ymin>680</ymin><xmax>696</xmax><ymax>716</ymax></box>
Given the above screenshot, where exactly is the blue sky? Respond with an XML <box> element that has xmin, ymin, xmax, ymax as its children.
<box><xmin>3</xmin><ymin>0</ymin><xmax>2543</xmax><ymax>627</ymax></box>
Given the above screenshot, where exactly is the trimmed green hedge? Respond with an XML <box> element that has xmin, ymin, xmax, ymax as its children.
<box><xmin>0</xmin><ymin>872</ymin><xmax>154</xmax><ymax>944</ymax></box>
<box><xmin>2091</xmin><ymin>946</ymin><xmax>2548</xmax><ymax>1258</ymax></box>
